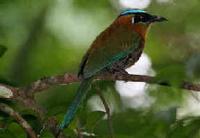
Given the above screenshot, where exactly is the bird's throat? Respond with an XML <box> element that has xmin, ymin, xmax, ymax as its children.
<box><xmin>116</xmin><ymin>16</ymin><xmax>150</xmax><ymax>40</ymax></box>
<box><xmin>132</xmin><ymin>24</ymin><xmax>150</xmax><ymax>40</ymax></box>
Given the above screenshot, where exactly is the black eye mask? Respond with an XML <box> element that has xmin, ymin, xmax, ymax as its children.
<box><xmin>133</xmin><ymin>13</ymin><xmax>153</xmax><ymax>23</ymax></box>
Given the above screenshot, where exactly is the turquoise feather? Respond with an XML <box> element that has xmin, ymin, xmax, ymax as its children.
<box><xmin>120</xmin><ymin>9</ymin><xmax>146</xmax><ymax>16</ymax></box>
<box><xmin>60</xmin><ymin>78</ymin><xmax>92</xmax><ymax>129</ymax></box>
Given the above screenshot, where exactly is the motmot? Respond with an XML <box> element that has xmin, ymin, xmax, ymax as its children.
<box><xmin>60</xmin><ymin>9</ymin><xmax>167</xmax><ymax>129</ymax></box>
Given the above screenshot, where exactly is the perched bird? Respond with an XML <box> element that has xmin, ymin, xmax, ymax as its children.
<box><xmin>60</xmin><ymin>9</ymin><xmax>167</xmax><ymax>129</ymax></box>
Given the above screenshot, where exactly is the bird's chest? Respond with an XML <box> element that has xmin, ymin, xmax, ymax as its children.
<box><xmin>105</xmin><ymin>42</ymin><xmax>144</xmax><ymax>74</ymax></box>
<box><xmin>115</xmin><ymin>46</ymin><xmax>144</xmax><ymax>69</ymax></box>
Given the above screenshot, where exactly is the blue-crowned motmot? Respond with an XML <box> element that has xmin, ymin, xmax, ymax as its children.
<box><xmin>60</xmin><ymin>9</ymin><xmax>167</xmax><ymax>129</ymax></box>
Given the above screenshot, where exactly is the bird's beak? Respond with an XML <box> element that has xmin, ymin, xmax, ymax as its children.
<box><xmin>150</xmin><ymin>15</ymin><xmax>168</xmax><ymax>23</ymax></box>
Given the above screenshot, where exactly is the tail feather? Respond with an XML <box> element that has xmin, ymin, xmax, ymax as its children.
<box><xmin>60</xmin><ymin>78</ymin><xmax>92</xmax><ymax>129</ymax></box>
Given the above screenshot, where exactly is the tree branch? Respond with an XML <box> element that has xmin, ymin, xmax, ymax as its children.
<box><xmin>0</xmin><ymin>103</ymin><xmax>37</xmax><ymax>138</ymax></box>
<box><xmin>17</xmin><ymin>73</ymin><xmax>200</xmax><ymax>95</ymax></box>
<box><xmin>45</xmin><ymin>117</ymin><xmax>67</xmax><ymax>138</ymax></box>
<box><xmin>1</xmin><ymin>73</ymin><xmax>199</xmax><ymax>99</ymax></box>
<box><xmin>96</xmin><ymin>88</ymin><xmax>114</xmax><ymax>138</ymax></box>
<box><xmin>0</xmin><ymin>73</ymin><xmax>200</xmax><ymax>137</ymax></box>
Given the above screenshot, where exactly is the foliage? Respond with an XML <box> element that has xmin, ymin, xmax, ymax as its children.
<box><xmin>0</xmin><ymin>0</ymin><xmax>200</xmax><ymax>137</ymax></box>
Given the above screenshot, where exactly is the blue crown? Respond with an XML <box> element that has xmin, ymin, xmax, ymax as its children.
<box><xmin>120</xmin><ymin>9</ymin><xmax>146</xmax><ymax>16</ymax></box>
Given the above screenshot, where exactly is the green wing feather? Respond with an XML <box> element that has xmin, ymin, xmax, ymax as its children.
<box><xmin>79</xmin><ymin>24</ymin><xmax>142</xmax><ymax>78</ymax></box>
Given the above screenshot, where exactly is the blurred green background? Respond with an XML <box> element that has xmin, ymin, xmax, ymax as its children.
<box><xmin>1</xmin><ymin>0</ymin><xmax>200</xmax><ymax>137</ymax></box>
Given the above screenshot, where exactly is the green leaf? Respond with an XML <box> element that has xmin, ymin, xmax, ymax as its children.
<box><xmin>94</xmin><ymin>109</ymin><xmax>171</xmax><ymax>138</ymax></box>
<box><xmin>156</xmin><ymin>65</ymin><xmax>186</xmax><ymax>87</ymax></box>
<box><xmin>85</xmin><ymin>111</ymin><xmax>105</xmax><ymax>130</ymax></box>
<box><xmin>0</xmin><ymin>129</ymin><xmax>15</xmax><ymax>138</ymax></box>
<box><xmin>4</xmin><ymin>123</ymin><xmax>26</xmax><ymax>138</ymax></box>
<box><xmin>167</xmin><ymin>117</ymin><xmax>200</xmax><ymax>138</ymax></box>
<box><xmin>39</xmin><ymin>130</ymin><xmax>54</xmax><ymax>138</ymax></box>
<box><xmin>155</xmin><ymin>107</ymin><xmax>177</xmax><ymax>124</ymax></box>
<box><xmin>0</xmin><ymin>45</ymin><xmax>7</xmax><ymax>57</ymax></box>
<box><xmin>22</xmin><ymin>114</ymin><xmax>42</xmax><ymax>133</ymax></box>
<box><xmin>0</xmin><ymin>77</ymin><xmax>17</xmax><ymax>86</ymax></box>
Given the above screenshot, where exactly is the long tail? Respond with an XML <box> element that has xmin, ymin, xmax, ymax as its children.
<box><xmin>60</xmin><ymin>77</ymin><xmax>93</xmax><ymax>129</ymax></box>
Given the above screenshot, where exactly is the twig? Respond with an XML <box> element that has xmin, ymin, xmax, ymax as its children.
<box><xmin>76</xmin><ymin>119</ymin><xmax>83</xmax><ymax>138</ymax></box>
<box><xmin>0</xmin><ymin>103</ymin><xmax>37</xmax><ymax>138</ymax></box>
<box><xmin>18</xmin><ymin>74</ymin><xmax>79</xmax><ymax>96</ymax></box>
<box><xmin>15</xmin><ymin>73</ymin><xmax>200</xmax><ymax>95</ymax></box>
<box><xmin>46</xmin><ymin>117</ymin><xmax>67</xmax><ymax>138</ymax></box>
<box><xmin>1</xmin><ymin>73</ymin><xmax>200</xmax><ymax>99</ymax></box>
<box><xmin>96</xmin><ymin>88</ymin><xmax>114</xmax><ymax>138</ymax></box>
<box><xmin>1</xmin><ymin>73</ymin><xmax>200</xmax><ymax>137</ymax></box>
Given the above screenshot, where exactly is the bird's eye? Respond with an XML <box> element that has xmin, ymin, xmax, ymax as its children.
<box><xmin>132</xmin><ymin>15</ymin><xmax>147</xmax><ymax>24</ymax></box>
<box><xmin>139</xmin><ymin>16</ymin><xmax>145</xmax><ymax>21</ymax></box>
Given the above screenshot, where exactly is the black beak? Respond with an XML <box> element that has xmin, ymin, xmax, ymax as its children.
<box><xmin>150</xmin><ymin>15</ymin><xmax>168</xmax><ymax>22</ymax></box>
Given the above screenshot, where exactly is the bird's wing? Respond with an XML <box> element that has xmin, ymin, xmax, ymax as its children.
<box><xmin>79</xmin><ymin>23</ymin><xmax>143</xmax><ymax>78</ymax></box>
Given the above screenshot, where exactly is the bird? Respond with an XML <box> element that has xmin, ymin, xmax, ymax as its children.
<box><xmin>60</xmin><ymin>9</ymin><xmax>167</xmax><ymax>129</ymax></box>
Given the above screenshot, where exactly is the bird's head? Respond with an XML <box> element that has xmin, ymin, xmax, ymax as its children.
<box><xmin>118</xmin><ymin>9</ymin><xmax>167</xmax><ymax>38</ymax></box>
<box><xmin>119</xmin><ymin>9</ymin><xmax>167</xmax><ymax>24</ymax></box>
